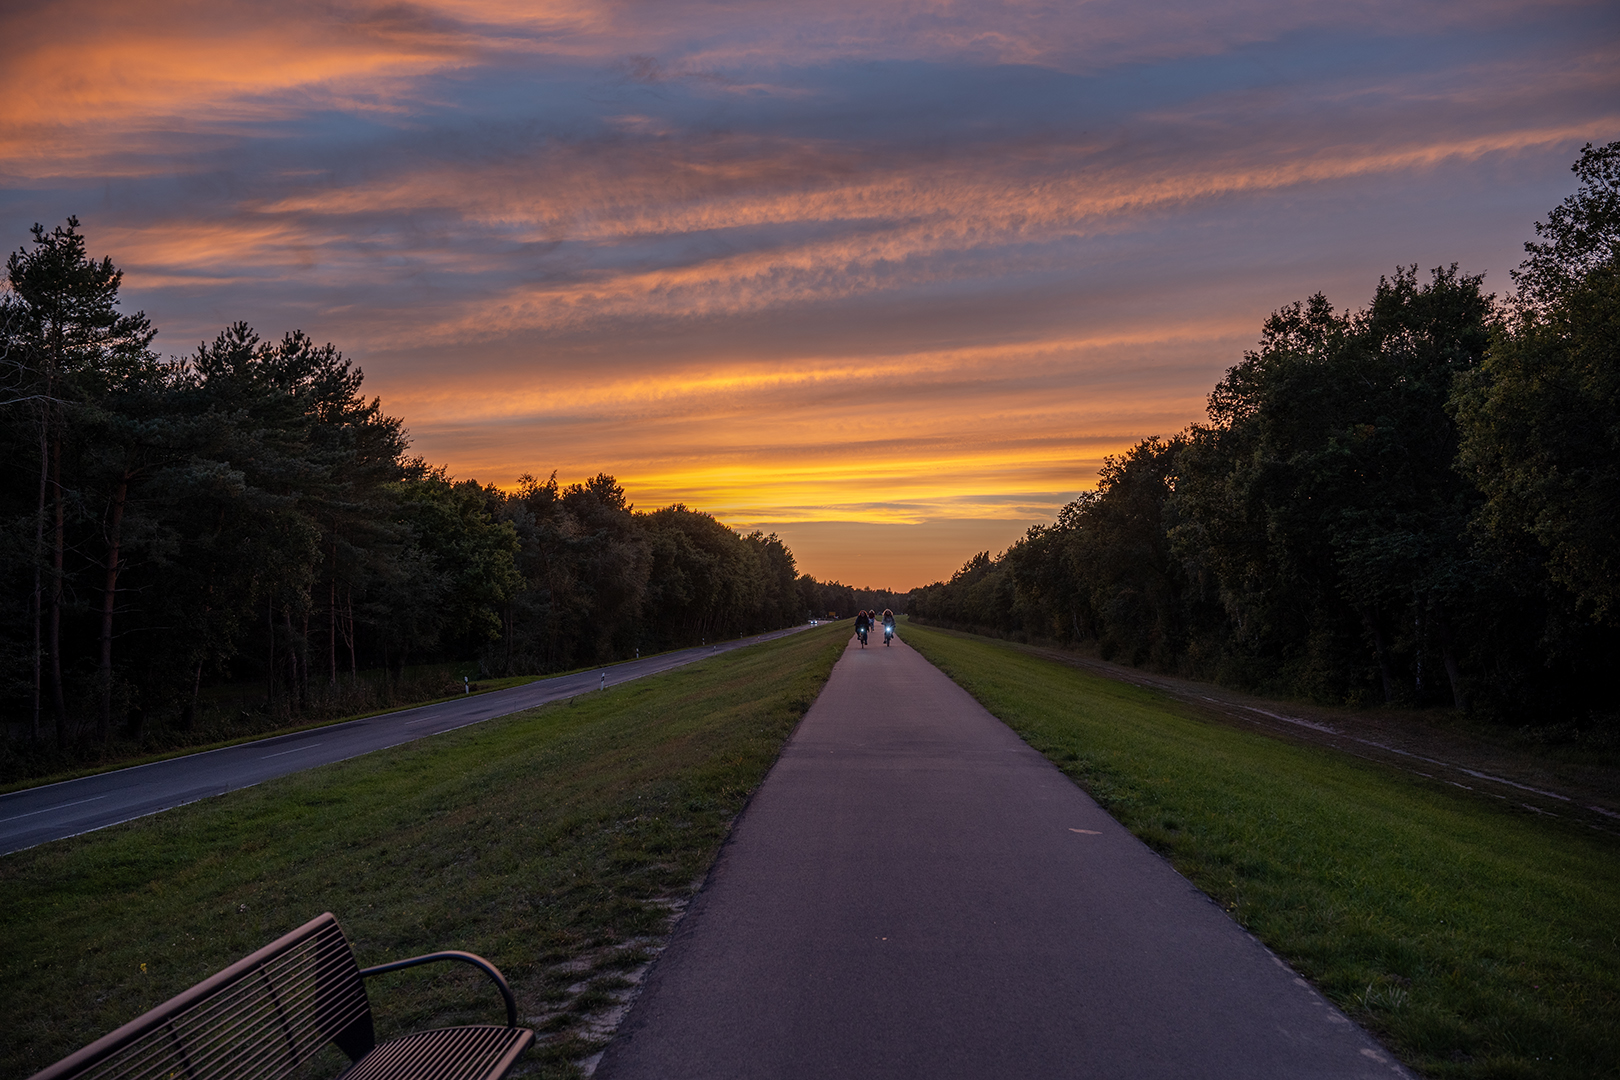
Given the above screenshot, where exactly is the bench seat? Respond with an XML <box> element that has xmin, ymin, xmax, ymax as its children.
<box><xmin>342</xmin><ymin>1026</ymin><xmax>532</xmax><ymax>1080</ymax></box>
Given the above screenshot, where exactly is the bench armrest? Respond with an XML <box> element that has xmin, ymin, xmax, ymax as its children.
<box><xmin>359</xmin><ymin>951</ymin><xmax>519</xmax><ymax>1028</ymax></box>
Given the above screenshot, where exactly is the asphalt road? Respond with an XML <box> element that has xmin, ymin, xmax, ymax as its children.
<box><xmin>597</xmin><ymin>634</ymin><xmax>1413</xmax><ymax>1080</ymax></box>
<box><xmin>0</xmin><ymin>625</ymin><xmax>810</xmax><ymax>855</ymax></box>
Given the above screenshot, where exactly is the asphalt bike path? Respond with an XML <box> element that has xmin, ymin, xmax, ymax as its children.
<box><xmin>598</xmin><ymin>633</ymin><xmax>1411</xmax><ymax>1079</ymax></box>
<box><xmin>0</xmin><ymin>626</ymin><xmax>808</xmax><ymax>855</ymax></box>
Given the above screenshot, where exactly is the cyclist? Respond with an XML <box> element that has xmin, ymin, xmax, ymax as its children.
<box><xmin>881</xmin><ymin>608</ymin><xmax>896</xmax><ymax>645</ymax></box>
<box><xmin>854</xmin><ymin>609</ymin><xmax>871</xmax><ymax>648</ymax></box>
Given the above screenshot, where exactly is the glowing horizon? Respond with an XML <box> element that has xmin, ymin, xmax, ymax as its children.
<box><xmin>4</xmin><ymin>0</ymin><xmax>1616</xmax><ymax>589</ymax></box>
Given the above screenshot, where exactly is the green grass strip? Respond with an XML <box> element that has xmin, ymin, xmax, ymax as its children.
<box><xmin>903</xmin><ymin>622</ymin><xmax>1619</xmax><ymax>1080</ymax></box>
<box><xmin>0</xmin><ymin>623</ymin><xmax>847</xmax><ymax>1080</ymax></box>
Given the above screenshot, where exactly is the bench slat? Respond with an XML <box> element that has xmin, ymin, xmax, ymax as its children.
<box><xmin>33</xmin><ymin>915</ymin><xmax>371</xmax><ymax>1080</ymax></box>
<box><xmin>31</xmin><ymin>914</ymin><xmax>530</xmax><ymax>1080</ymax></box>
<box><xmin>341</xmin><ymin>1027</ymin><xmax>532</xmax><ymax>1080</ymax></box>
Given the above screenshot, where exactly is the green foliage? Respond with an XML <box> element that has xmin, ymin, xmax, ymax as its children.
<box><xmin>906</xmin><ymin>549</ymin><xmax>1018</xmax><ymax>633</ymax></box>
<box><xmin>390</xmin><ymin>468</ymin><xmax>522</xmax><ymax>653</ymax></box>
<box><xmin>3</xmin><ymin>216</ymin><xmax>158</xmax><ymax>395</ymax></box>
<box><xmin>914</xmin><ymin>142</ymin><xmax>1620</xmax><ymax>728</ymax></box>
<box><xmin>485</xmin><ymin>479</ymin><xmax>821</xmax><ymax>676</ymax></box>
<box><xmin>1173</xmin><ymin>265</ymin><xmax>1492</xmax><ymax>706</ymax></box>
<box><xmin>1512</xmin><ymin>142</ymin><xmax>1620</xmax><ymax>312</ymax></box>
<box><xmin>1455</xmin><ymin>268</ymin><xmax>1620</xmax><ymax>623</ymax></box>
<box><xmin>1</xmin><ymin>217</ymin><xmax>162</xmax><ymax>742</ymax></box>
<box><xmin>0</xmin><ymin>222</ymin><xmax>838</xmax><ymax>775</ymax></box>
<box><xmin>905</xmin><ymin>622</ymin><xmax>1620</xmax><ymax>1080</ymax></box>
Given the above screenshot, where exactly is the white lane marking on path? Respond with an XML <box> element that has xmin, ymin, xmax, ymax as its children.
<box><xmin>0</xmin><ymin>793</ymin><xmax>109</xmax><ymax>822</ymax></box>
<box><xmin>1069</xmin><ymin>828</ymin><xmax>1101</xmax><ymax>835</ymax></box>
<box><xmin>260</xmin><ymin>743</ymin><xmax>326</xmax><ymax>759</ymax></box>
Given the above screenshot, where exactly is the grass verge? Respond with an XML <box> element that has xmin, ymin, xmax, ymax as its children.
<box><xmin>904</xmin><ymin>621</ymin><xmax>1619</xmax><ymax>1080</ymax></box>
<box><xmin>0</xmin><ymin>622</ymin><xmax>847</xmax><ymax>1079</ymax></box>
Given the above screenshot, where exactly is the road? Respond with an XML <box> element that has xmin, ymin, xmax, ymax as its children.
<box><xmin>597</xmin><ymin>634</ymin><xmax>1412</xmax><ymax>1079</ymax></box>
<box><xmin>0</xmin><ymin>625</ymin><xmax>809</xmax><ymax>856</ymax></box>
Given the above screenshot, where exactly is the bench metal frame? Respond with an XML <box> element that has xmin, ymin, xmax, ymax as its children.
<box><xmin>31</xmin><ymin>913</ymin><xmax>534</xmax><ymax>1080</ymax></box>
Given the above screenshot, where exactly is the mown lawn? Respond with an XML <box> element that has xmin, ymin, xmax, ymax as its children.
<box><xmin>0</xmin><ymin>623</ymin><xmax>847</xmax><ymax>1080</ymax></box>
<box><xmin>904</xmin><ymin>622</ymin><xmax>1619</xmax><ymax>1080</ymax></box>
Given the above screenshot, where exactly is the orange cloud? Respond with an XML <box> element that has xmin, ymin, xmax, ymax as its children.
<box><xmin>0</xmin><ymin>4</ymin><xmax>466</xmax><ymax>170</ymax></box>
<box><xmin>382</xmin><ymin>323</ymin><xmax>1244</xmax><ymax>420</ymax></box>
<box><xmin>381</xmin><ymin>321</ymin><xmax>1234</xmax><ymax>535</ymax></box>
<box><xmin>7</xmin><ymin>0</ymin><xmax>1614</xmax><ymax>590</ymax></box>
<box><xmin>82</xmin><ymin>112</ymin><xmax>1607</xmax><ymax>355</ymax></box>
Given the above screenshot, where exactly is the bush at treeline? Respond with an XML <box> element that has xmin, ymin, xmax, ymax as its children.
<box><xmin>0</xmin><ymin>225</ymin><xmax>880</xmax><ymax>750</ymax></box>
<box><xmin>911</xmin><ymin>142</ymin><xmax>1620</xmax><ymax>728</ymax></box>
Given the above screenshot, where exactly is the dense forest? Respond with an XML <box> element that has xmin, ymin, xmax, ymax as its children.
<box><xmin>7</xmin><ymin>142</ymin><xmax>1612</xmax><ymax>762</ymax></box>
<box><xmin>0</xmin><ymin>231</ymin><xmax>887</xmax><ymax>762</ymax></box>
<box><xmin>912</xmin><ymin>142</ymin><xmax>1620</xmax><ymax>731</ymax></box>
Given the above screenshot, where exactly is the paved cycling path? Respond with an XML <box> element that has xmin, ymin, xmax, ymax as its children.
<box><xmin>598</xmin><ymin>634</ymin><xmax>1411</xmax><ymax>1080</ymax></box>
<box><xmin>0</xmin><ymin>626</ymin><xmax>809</xmax><ymax>855</ymax></box>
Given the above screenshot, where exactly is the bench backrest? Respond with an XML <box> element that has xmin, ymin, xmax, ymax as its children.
<box><xmin>33</xmin><ymin>913</ymin><xmax>376</xmax><ymax>1080</ymax></box>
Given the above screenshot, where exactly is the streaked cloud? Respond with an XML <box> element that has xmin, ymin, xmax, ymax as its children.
<box><xmin>4</xmin><ymin>0</ymin><xmax>1617</xmax><ymax>586</ymax></box>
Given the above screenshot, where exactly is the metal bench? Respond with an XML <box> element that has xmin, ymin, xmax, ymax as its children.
<box><xmin>31</xmin><ymin>912</ymin><xmax>535</xmax><ymax>1080</ymax></box>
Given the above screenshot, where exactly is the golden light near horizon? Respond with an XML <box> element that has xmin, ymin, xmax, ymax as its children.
<box><xmin>4</xmin><ymin>0</ymin><xmax>1616</xmax><ymax>588</ymax></box>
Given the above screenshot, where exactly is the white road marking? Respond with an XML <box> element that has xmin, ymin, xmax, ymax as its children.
<box><xmin>0</xmin><ymin>793</ymin><xmax>109</xmax><ymax>822</ymax></box>
<box><xmin>2</xmin><ymin>625</ymin><xmax>814</xmax><ymax>854</ymax></box>
<box><xmin>260</xmin><ymin>743</ymin><xmax>326</xmax><ymax>758</ymax></box>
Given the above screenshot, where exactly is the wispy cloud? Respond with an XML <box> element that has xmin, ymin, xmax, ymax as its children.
<box><xmin>4</xmin><ymin>0</ymin><xmax>1617</xmax><ymax>585</ymax></box>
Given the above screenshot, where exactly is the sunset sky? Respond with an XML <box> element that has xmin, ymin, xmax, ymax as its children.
<box><xmin>4</xmin><ymin>0</ymin><xmax>1617</xmax><ymax>589</ymax></box>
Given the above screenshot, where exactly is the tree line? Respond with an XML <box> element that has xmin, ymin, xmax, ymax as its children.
<box><xmin>911</xmin><ymin>142</ymin><xmax>1620</xmax><ymax>729</ymax></box>
<box><xmin>482</xmin><ymin>472</ymin><xmax>900</xmax><ymax>676</ymax></box>
<box><xmin>0</xmin><ymin>223</ymin><xmax>881</xmax><ymax>760</ymax></box>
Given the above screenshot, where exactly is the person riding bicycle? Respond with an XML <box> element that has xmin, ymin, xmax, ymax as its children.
<box><xmin>854</xmin><ymin>609</ymin><xmax>871</xmax><ymax>647</ymax></box>
<box><xmin>881</xmin><ymin>608</ymin><xmax>896</xmax><ymax>645</ymax></box>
